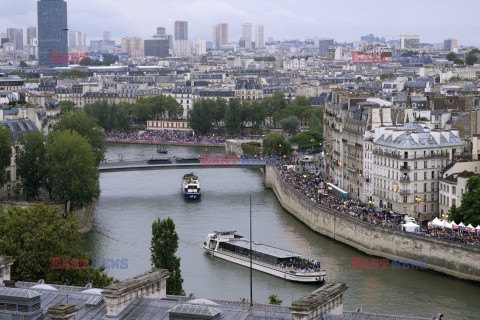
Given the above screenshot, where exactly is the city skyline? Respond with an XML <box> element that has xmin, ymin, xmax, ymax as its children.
<box><xmin>0</xmin><ymin>0</ymin><xmax>479</xmax><ymax>46</ymax></box>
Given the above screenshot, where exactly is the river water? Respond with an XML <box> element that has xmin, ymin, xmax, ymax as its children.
<box><xmin>84</xmin><ymin>143</ymin><xmax>480</xmax><ymax>319</ymax></box>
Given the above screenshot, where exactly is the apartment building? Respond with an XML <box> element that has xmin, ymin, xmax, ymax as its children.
<box><xmin>364</xmin><ymin>123</ymin><xmax>463</xmax><ymax>219</ymax></box>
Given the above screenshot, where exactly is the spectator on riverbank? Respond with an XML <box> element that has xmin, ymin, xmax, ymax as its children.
<box><xmin>275</xmin><ymin>156</ymin><xmax>480</xmax><ymax>246</ymax></box>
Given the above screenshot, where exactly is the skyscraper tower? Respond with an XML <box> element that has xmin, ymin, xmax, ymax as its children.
<box><xmin>157</xmin><ymin>27</ymin><xmax>166</xmax><ymax>37</ymax></box>
<box><xmin>255</xmin><ymin>24</ymin><xmax>265</xmax><ymax>49</ymax></box>
<box><xmin>241</xmin><ymin>23</ymin><xmax>252</xmax><ymax>49</ymax></box>
<box><xmin>212</xmin><ymin>23</ymin><xmax>228</xmax><ymax>48</ymax></box>
<box><xmin>174</xmin><ymin>21</ymin><xmax>188</xmax><ymax>40</ymax></box>
<box><xmin>37</xmin><ymin>0</ymin><xmax>68</xmax><ymax>67</ymax></box>
<box><xmin>27</xmin><ymin>27</ymin><xmax>37</xmax><ymax>46</ymax></box>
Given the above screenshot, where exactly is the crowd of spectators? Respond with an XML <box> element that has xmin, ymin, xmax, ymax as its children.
<box><xmin>105</xmin><ymin>130</ymin><xmax>227</xmax><ymax>145</ymax></box>
<box><xmin>278</xmin><ymin>258</ymin><xmax>322</xmax><ymax>273</ymax></box>
<box><xmin>275</xmin><ymin>156</ymin><xmax>480</xmax><ymax>246</ymax></box>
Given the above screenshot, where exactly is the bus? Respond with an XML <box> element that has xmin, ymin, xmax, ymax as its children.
<box><xmin>326</xmin><ymin>183</ymin><xmax>348</xmax><ymax>200</ymax></box>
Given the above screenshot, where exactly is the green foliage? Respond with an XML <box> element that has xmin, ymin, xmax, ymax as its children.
<box><xmin>0</xmin><ymin>204</ymin><xmax>114</xmax><ymax>287</ymax></box>
<box><xmin>15</xmin><ymin>132</ymin><xmax>47</xmax><ymax>200</ymax></box>
<box><xmin>248</xmin><ymin>141</ymin><xmax>261</xmax><ymax>147</ymax></box>
<box><xmin>150</xmin><ymin>217</ymin><xmax>185</xmax><ymax>295</ymax></box>
<box><xmin>453</xmin><ymin>58</ymin><xmax>464</xmax><ymax>65</ymax></box>
<box><xmin>254</xmin><ymin>57</ymin><xmax>276</xmax><ymax>62</ymax></box>
<box><xmin>80</xmin><ymin>55</ymin><xmax>119</xmax><ymax>66</ymax></box>
<box><xmin>53</xmin><ymin>111</ymin><xmax>105</xmax><ymax>166</ymax></box>
<box><xmin>59</xmin><ymin>100</ymin><xmax>76</xmax><ymax>114</ymax></box>
<box><xmin>244</xmin><ymin>101</ymin><xmax>267</xmax><ymax>134</ymax></box>
<box><xmin>262</xmin><ymin>93</ymin><xmax>286</xmax><ymax>118</ymax></box>
<box><xmin>380</xmin><ymin>73</ymin><xmax>395</xmax><ymax>80</ymax></box>
<box><xmin>450</xmin><ymin>176</ymin><xmax>480</xmax><ymax>226</ymax></box>
<box><xmin>280</xmin><ymin>115</ymin><xmax>300</xmax><ymax>135</ymax></box>
<box><xmin>263</xmin><ymin>132</ymin><xmax>292</xmax><ymax>156</ymax></box>
<box><xmin>308</xmin><ymin>114</ymin><xmax>320</xmax><ymax>129</ymax></box>
<box><xmin>211</xmin><ymin>98</ymin><xmax>226</xmax><ymax>130</ymax></box>
<box><xmin>290</xmin><ymin>127</ymin><xmax>323</xmax><ymax>150</ymax></box>
<box><xmin>225</xmin><ymin>99</ymin><xmax>244</xmax><ymax>133</ymax></box>
<box><xmin>84</xmin><ymin>101</ymin><xmax>131</xmax><ymax>132</ymax></box>
<box><xmin>9</xmin><ymin>71</ymin><xmax>29</xmax><ymax>79</ymax></box>
<box><xmin>19</xmin><ymin>61</ymin><xmax>28</xmax><ymax>68</ymax></box>
<box><xmin>58</xmin><ymin>70</ymin><xmax>88</xmax><ymax>79</ymax></box>
<box><xmin>242</xmin><ymin>143</ymin><xmax>262</xmax><ymax>156</ymax></box>
<box><xmin>268</xmin><ymin>294</ymin><xmax>283</xmax><ymax>305</ymax></box>
<box><xmin>130</xmin><ymin>95</ymin><xmax>183</xmax><ymax>122</ymax></box>
<box><xmin>46</xmin><ymin>130</ymin><xmax>100</xmax><ymax>212</ymax></box>
<box><xmin>446</xmin><ymin>52</ymin><xmax>458</xmax><ymax>61</ymax></box>
<box><xmin>465</xmin><ymin>52</ymin><xmax>478</xmax><ymax>66</ymax></box>
<box><xmin>188</xmin><ymin>99</ymin><xmax>213</xmax><ymax>134</ymax></box>
<box><xmin>0</xmin><ymin>126</ymin><xmax>12</xmax><ymax>187</ymax></box>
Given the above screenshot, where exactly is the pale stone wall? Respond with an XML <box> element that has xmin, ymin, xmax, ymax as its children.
<box><xmin>264</xmin><ymin>165</ymin><xmax>480</xmax><ymax>282</ymax></box>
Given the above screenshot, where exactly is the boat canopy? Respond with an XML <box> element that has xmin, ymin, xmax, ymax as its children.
<box><xmin>227</xmin><ymin>239</ymin><xmax>300</xmax><ymax>259</ymax></box>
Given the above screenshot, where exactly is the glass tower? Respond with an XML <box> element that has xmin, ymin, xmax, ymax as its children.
<box><xmin>37</xmin><ymin>0</ymin><xmax>68</xmax><ymax>67</ymax></box>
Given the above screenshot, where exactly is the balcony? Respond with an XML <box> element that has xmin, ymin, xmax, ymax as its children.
<box><xmin>399</xmin><ymin>176</ymin><xmax>411</xmax><ymax>183</ymax></box>
<box><xmin>400</xmin><ymin>165</ymin><xmax>411</xmax><ymax>171</ymax></box>
<box><xmin>399</xmin><ymin>189</ymin><xmax>411</xmax><ymax>195</ymax></box>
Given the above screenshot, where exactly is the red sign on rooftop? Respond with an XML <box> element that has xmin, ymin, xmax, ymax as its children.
<box><xmin>351</xmin><ymin>51</ymin><xmax>390</xmax><ymax>64</ymax></box>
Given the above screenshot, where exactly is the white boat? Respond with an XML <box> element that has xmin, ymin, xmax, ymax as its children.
<box><xmin>203</xmin><ymin>231</ymin><xmax>326</xmax><ymax>283</ymax></box>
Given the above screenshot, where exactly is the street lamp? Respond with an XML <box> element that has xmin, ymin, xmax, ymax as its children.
<box><xmin>415</xmin><ymin>196</ymin><xmax>423</xmax><ymax>219</ymax></box>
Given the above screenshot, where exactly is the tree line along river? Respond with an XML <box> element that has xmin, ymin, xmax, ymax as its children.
<box><xmin>83</xmin><ymin>143</ymin><xmax>480</xmax><ymax>319</ymax></box>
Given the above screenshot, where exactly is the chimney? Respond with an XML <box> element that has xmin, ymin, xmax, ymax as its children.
<box><xmin>289</xmin><ymin>283</ymin><xmax>348</xmax><ymax>320</ymax></box>
<box><xmin>46</xmin><ymin>303</ymin><xmax>78</xmax><ymax>320</ymax></box>
<box><xmin>0</xmin><ymin>256</ymin><xmax>15</xmax><ymax>283</ymax></box>
<box><xmin>102</xmin><ymin>268</ymin><xmax>170</xmax><ymax>317</ymax></box>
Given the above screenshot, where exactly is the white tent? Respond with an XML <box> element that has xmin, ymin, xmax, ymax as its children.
<box><xmin>475</xmin><ymin>225</ymin><xmax>480</xmax><ymax>230</ymax></box>
<box><xmin>467</xmin><ymin>224</ymin><xmax>475</xmax><ymax>230</ymax></box>
<box><xmin>432</xmin><ymin>217</ymin><xmax>441</xmax><ymax>227</ymax></box>
<box><xmin>458</xmin><ymin>222</ymin><xmax>466</xmax><ymax>227</ymax></box>
<box><xmin>445</xmin><ymin>221</ymin><xmax>454</xmax><ymax>229</ymax></box>
<box><xmin>402</xmin><ymin>221</ymin><xmax>420</xmax><ymax>233</ymax></box>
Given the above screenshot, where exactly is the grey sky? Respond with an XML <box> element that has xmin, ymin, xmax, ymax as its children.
<box><xmin>1</xmin><ymin>0</ymin><xmax>479</xmax><ymax>46</ymax></box>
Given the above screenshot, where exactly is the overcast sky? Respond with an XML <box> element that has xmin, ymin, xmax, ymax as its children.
<box><xmin>1</xmin><ymin>0</ymin><xmax>479</xmax><ymax>46</ymax></box>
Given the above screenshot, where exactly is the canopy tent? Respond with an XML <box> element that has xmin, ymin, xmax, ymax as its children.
<box><xmin>402</xmin><ymin>221</ymin><xmax>420</xmax><ymax>233</ymax></box>
<box><xmin>467</xmin><ymin>224</ymin><xmax>475</xmax><ymax>229</ymax></box>
<box><xmin>458</xmin><ymin>222</ymin><xmax>466</xmax><ymax>227</ymax></box>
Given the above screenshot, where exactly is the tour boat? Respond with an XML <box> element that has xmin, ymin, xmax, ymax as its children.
<box><xmin>203</xmin><ymin>231</ymin><xmax>326</xmax><ymax>283</ymax></box>
<box><xmin>156</xmin><ymin>144</ymin><xmax>168</xmax><ymax>154</ymax></box>
<box><xmin>182</xmin><ymin>173</ymin><xmax>201</xmax><ymax>200</ymax></box>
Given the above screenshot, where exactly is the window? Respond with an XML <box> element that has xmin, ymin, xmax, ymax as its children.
<box><xmin>414</xmin><ymin>184</ymin><xmax>418</xmax><ymax>193</ymax></box>
<box><xmin>452</xmin><ymin>199</ymin><xmax>456</xmax><ymax>206</ymax></box>
<box><xmin>414</xmin><ymin>161</ymin><xmax>418</xmax><ymax>169</ymax></box>
<box><xmin>431</xmin><ymin>182</ymin><xmax>435</xmax><ymax>191</ymax></box>
<box><xmin>414</xmin><ymin>173</ymin><xmax>417</xmax><ymax>180</ymax></box>
<box><xmin>424</xmin><ymin>161</ymin><xmax>428</xmax><ymax>168</ymax></box>
<box><xmin>431</xmin><ymin>204</ymin><xmax>435</xmax><ymax>212</ymax></box>
<box><xmin>452</xmin><ymin>186</ymin><xmax>456</xmax><ymax>194</ymax></box>
<box><xmin>424</xmin><ymin>172</ymin><xmax>427</xmax><ymax>180</ymax></box>
<box><xmin>424</xmin><ymin>183</ymin><xmax>427</xmax><ymax>192</ymax></box>
<box><xmin>403</xmin><ymin>196</ymin><xmax>408</xmax><ymax>203</ymax></box>
<box><xmin>432</xmin><ymin>171</ymin><xmax>435</xmax><ymax>179</ymax></box>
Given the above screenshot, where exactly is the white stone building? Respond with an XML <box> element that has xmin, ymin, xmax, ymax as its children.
<box><xmin>364</xmin><ymin>123</ymin><xmax>463</xmax><ymax>219</ymax></box>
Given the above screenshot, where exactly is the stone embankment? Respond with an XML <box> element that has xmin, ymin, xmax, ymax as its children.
<box><xmin>263</xmin><ymin>165</ymin><xmax>480</xmax><ymax>282</ymax></box>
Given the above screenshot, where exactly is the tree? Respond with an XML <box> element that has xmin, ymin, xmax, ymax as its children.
<box><xmin>150</xmin><ymin>217</ymin><xmax>185</xmax><ymax>295</ymax></box>
<box><xmin>245</xmin><ymin>101</ymin><xmax>267</xmax><ymax>134</ymax></box>
<box><xmin>263</xmin><ymin>132</ymin><xmax>292</xmax><ymax>156</ymax></box>
<box><xmin>446</xmin><ymin>52</ymin><xmax>458</xmax><ymax>61</ymax></box>
<box><xmin>454</xmin><ymin>58</ymin><xmax>464</xmax><ymax>65</ymax></box>
<box><xmin>59</xmin><ymin>100</ymin><xmax>76</xmax><ymax>114</ymax></box>
<box><xmin>0</xmin><ymin>204</ymin><xmax>114</xmax><ymax>287</ymax></box>
<box><xmin>225</xmin><ymin>99</ymin><xmax>243</xmax><ymax>133</ymax></box>
<box><xmin>290</xmin><ymin>127</ymin><xmax>323</xmax><ymax>150</ymax></box>
<box><xmin>308</xmin><ymin>114</ymin><xmax>320</xmax><ymax>129</ymax></box>
<box><xmin>0</xmin><ymin>126</ymin><xmax>12</xmax><ymax>188</ymax></box>
<box><xmin>188</xmin><ymin>100</ymin><xmax>213</xmax><ymax>134</ymax></box>
<box><xmin>53</xmin><ymin>111</ymin><xmax>105</xmax><ymax>166</ymax></box>
<box><xmin>15</xmin><ymin>132</ymin><xmax>47</xmax><ymax>200</ymax></box>
<box><xmin>58</xmin><ymin>70</ymin><xmax>88</xmax><ymax>79</ymax></box>
<box><xmin>46</xmin><ymin>130</ymin><xmax>100</xmax><ymax>213</ymax></box>
<box><xmin>84</xmin><ymin>101</ymin><xmax>131</xmax><ymax>132</ymax></box>
<box><xmin>211</xmin><ymin>98</ymin><xmax>226</xmax><ymax>130</ymax></box>
<box><xmin>280</xmin><ymin>115</ymin><xmax>300</xmax><ymax>135</ymax></box>
<box><xmin>450</xmin><ymin>176</ymin><xmax>480</xmax><ymax>226</ymax></box>
<box><xmin>268</xmin><ymin>294</ymin><xmax>283</xmax><ymax>305</ymax></box>
<box><xmin>19</xmin><ymin>61</ymin><xmax>28</xmax><ymax>68</ymax></box>
<box><xmin>465</xmin><ymin>52</ymin><xmax>478</xmax><ymax>66</ymax></box>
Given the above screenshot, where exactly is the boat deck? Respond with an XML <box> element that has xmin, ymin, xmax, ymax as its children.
<box><xmin>226</xmin><ymin>239</ymin><xmax>300</xmax><ymax>259</ymax></box>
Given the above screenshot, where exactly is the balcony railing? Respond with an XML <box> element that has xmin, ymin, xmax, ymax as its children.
<box><xmin>400</xmin><ymin>165</ymin><xmax>411</xmax><ymax>171</ymax></box>
<box><xmin>399</xmin><ymin>190</ymin><xmax>411</xmax><ymax>195</ymax></box>
<box><xmin>373</xmin><ymin>149</ymin><xmax>450</xmax><ymax>160</ymax></box>
<box><xmin>399</xmin><ymin>176</ymin><xmax>411</xmax><ymax>182</ymax></box>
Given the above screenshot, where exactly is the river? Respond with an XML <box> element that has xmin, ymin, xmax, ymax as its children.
<box><xmin>84</xmin><ymin>143</ymin><xmax>480</xmax><ymax>319</ymax></box>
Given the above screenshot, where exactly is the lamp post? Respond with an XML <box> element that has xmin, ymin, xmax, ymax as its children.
<box><xmin>415</xmin><ymin>196</ymin><xmax>423</xmax><ymax>219</ymax></box>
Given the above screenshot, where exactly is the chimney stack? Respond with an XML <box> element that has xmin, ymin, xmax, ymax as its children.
<box><xmin>46</xmin><ymin>303</ymin><xmax>79</xmax><ymax>320</ymax></box>
<box><xmin>0</xmin><ymin>256</ymin><xmax>15</xmax><ymax>283</ymax></box>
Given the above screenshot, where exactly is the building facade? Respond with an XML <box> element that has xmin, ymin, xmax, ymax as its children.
<box><xmin>400</xmin><ymin>34</ymin><xmax>420</xmax><ymax>50</ymax></box>
<box><xmin>255</xmin><ymin>24</ymin><xmax>265</xmax><ymax>49</ymax></box>
<box><xmin>174</xmin><ymin>21</ymin><xmax>188</xmax><ymax>40</ymax></box>
<box><xmin>144</xmin><ymin>38</ymin><xmax>169</xmax><ymax>58</ymax></box>
<box><xmin>241</xmin><ymin>23</ymin><xmax>252</xmax><ymax>49</ymax></box>
<box><xmin>37</xmin><ymin>0</ymin><xmax>68</xmax><ymax>67</ymax></box>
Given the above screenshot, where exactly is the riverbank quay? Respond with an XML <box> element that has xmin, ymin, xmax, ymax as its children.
<box><xmin>105</xmin><ymin>138</ymin><xmax>225</xmax><ymax>147</ymax></box>
<box><xmin>263</xmin><ymin>164</ymin><xmax>480</xmax><ymax>282</ymax></box>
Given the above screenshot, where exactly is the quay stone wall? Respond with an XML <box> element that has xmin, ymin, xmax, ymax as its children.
<box><xmin>263</xmin><ymin>165</ymin><xmax>480</xmax><ymax>282</ymax></box>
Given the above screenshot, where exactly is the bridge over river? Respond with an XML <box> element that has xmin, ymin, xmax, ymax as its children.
<box><xmin>99</xmin><ymin>156</ymin><xmax>267</xmax><ymax>173</ymax></box>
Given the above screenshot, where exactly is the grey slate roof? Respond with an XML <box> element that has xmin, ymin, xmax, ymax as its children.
<box><xmin>1</xmin><ymin>119</ymin><xmax>38</xmax><ymax>143</ymax></box>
